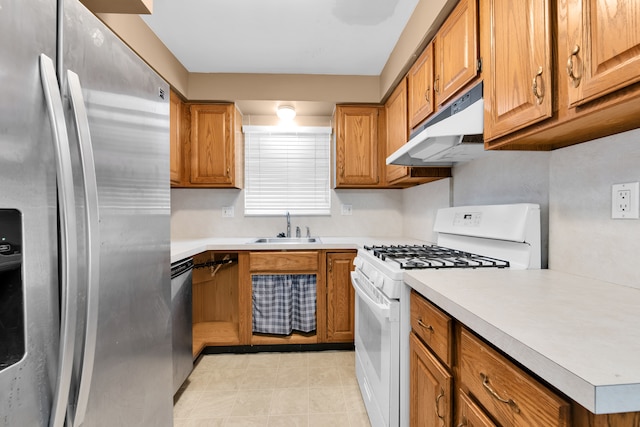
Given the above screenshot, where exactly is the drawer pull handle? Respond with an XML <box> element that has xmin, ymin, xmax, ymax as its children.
<box><xmin>417</xmin><ymin>319</ymin><xmax>434</xmax><ymax>332</ymax></box>
<box><xmin>480</xmin><ymin>373</ymin><xmax>520</xmax><ymax>413</ymax></box>
<box><xmin>435</xmin><ymin>388</ymin><xmax>446</xmax><ymax>426</ymax></box>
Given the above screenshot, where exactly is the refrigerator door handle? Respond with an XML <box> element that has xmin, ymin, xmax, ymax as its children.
<box><xmin>65</xmin><ymin>70</ymin><xmax>101</xmax><ymax>427</ymax></box>
<box><xmin>39</xmin><ymin>54</ymin><xmax>79</xmax><ymax>427</ymax></box>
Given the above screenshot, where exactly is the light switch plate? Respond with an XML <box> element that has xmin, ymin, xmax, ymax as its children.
<box><xmin>341</xmin><ymin>204</ymin><xmax>353</xmax><ymax>215</ymax></box>
<box><xmin>612</xmin><ymin>182</ymin><xmax>639</xmax><ymax>219</ymax></box>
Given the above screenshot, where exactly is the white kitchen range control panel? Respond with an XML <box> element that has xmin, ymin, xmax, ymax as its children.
<box><xmin>434</xmin><ymin>203</ymin><xmax>540</xmax><ymax>243</ymax></box>
<box><xmin>434</xmin><ymin>203</ymin><xmax>542</xmax><ymax>269</ymax></box>
<box><xmin>453</xmin><ymin>211</ymin><xmax>482</xmax><ymax>227</ymax></box>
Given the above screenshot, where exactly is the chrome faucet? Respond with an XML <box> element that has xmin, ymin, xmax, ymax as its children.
<box><xmin>306</xmin><ymin>226</ymin><xmax>310</xmax><ymax>238</ymax></box>
<box><xmin>286</xmin><ymin>211</ymin><xmax>291</xmax><ymax>237</ymax></box>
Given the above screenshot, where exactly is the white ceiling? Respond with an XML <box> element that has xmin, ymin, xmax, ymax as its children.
<box><xmin>142</xmin><ymin>0</ymin><xmax>420</xmax><ymax>76</ymax></box>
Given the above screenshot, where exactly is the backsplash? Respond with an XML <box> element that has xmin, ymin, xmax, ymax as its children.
<box><xmin>170</xmin><ymin>128</ymin><xmax>640</xmax><ymax>289</ymax></box>
<box><xmin>170</xmin><ymin>188</ymin><xmax>404</xmax><ymax>239</ymax></box>
<box><xmin>548</xmin><ymin>128</ymin><xmax>640</xmax><ymax>290</ymax></box>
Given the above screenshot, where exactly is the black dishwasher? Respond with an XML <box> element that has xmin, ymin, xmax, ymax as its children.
<box><xmin>170</xmin><ymin>257</ymin><xmax>193</xmax><ymax>394</ymax></box>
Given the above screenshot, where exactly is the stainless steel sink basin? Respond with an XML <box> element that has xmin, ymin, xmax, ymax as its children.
<box><xmin>250</xmin><ymin>237</ymin><xmax>322</xmax><ymax>244</ymax></box>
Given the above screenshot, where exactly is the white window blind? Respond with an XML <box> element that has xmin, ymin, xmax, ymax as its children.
<box><xmin>244</xmin><ymin>126</ymin><xmax>331</xmax><ymax>216</ymax></box>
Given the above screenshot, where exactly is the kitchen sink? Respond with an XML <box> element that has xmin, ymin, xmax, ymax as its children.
<box><xmin>249</xmin><ymin>237</ymin><xmax>322</xmax><ymax>244</ymax></box>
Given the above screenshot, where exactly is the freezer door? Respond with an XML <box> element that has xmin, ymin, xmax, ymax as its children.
<box><xmin>60</xmin><ymin>0</ymin><xmax>173</xmax><ymax>426</ymax></box>
<box><xmin>0</xmin><ymin>1</ymin><xmax>59</xmax><ymax>426</ymax></box>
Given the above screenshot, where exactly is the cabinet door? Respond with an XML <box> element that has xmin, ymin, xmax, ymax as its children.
<box><xmin>189</xmin><ymin>104</ymin><xmax>235</xmax><ymax>186</ymax></box>
<box><xmin>385</xmin><ymin>79</ymin><xmax>410</xmax><ymax>184</ymax></box>
<box><xmin>325</xmin><ymin>251</ymin><xmax>356</xmax><ymax>342</ymax></box>
<box><xmin>169</xmin><ymin>90</ymin><xmax>184</xmax><ymax>186</ymax></box>
<box><xmin>566</xmin><ymin>0</ymin><xmax>640</xmax><ymax>107</ymax></box>
<box><xmin>408</xmin><ymin>42</ymin><xmax>435</xmax><ymax>128</ymax></box>
<box><xmin>335</xmin><ymin>106</ymin><xmax>380</xmax><ymax>187</ymax></box>
<box><xmin>435</xmin><ymin>0</ymin><xmax>479</xmax><ymax>106</ymax></box>
<box><xmin>482</xmin><ymin>0</ymin><xmax>552</xmax><ymax>140</ymax></box>
<box><xmin>410</xmin><ymin>333</ymin><xmax>453</xmax><ymax>427</ymax></box>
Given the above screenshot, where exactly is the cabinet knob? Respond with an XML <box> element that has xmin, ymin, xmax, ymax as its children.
<box><xmin>226</xmin><ymin>167</ymin><xmax>230</xmax><ymax>177</ymax></box>
<box><xmin>532</xmin><ymin>66</ymin><xmax>544</xmax><ymax>105</ymax></box>
<box><xmin>567</xmin><ymin>44</ymin><xmax>582</xmax><ymax>88</ymax></box>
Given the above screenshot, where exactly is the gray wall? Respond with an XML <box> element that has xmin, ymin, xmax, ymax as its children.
<box><xmin>549</xmin><ymin>128</ymin><xmax>640</xmax><ymax>289</ymax></box>
<box><xmin>451</xmin><ymin>151</ymin><xmax>551</xmax><ymax>267</ymax></box>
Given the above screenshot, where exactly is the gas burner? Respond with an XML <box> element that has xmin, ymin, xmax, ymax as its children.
<box><xmin>363</xmin><ymin>244</ymin><xmax>509</xmax><ymax>270</ymax></box>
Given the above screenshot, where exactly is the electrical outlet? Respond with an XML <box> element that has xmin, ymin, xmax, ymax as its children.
<box><xmin>612</xmin><ymin>182</ymin><xmax>639</xmax><ymax>219</ymax></box>
<box><xmin>222</xmin><ymin>206</ymin><xmax>234</xmax><ymax>218</ymax></box>
<box><xmin>341</xmin><ymin>204</ymin><xmax>353</xmax><ymax>215</ymax></box>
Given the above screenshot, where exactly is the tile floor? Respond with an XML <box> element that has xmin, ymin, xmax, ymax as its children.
<box><xmin>173</xmin><ymin>350</ymin><xmax>371</xmax><ymax>427</ymax></box>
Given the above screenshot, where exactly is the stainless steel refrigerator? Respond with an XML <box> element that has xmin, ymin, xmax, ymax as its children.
<box><xmin>0</xmin><ymin>0</ymin><xmax>173</xmax><ymax>425</ymax></box>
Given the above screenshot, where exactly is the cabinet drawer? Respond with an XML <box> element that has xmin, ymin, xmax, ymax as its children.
<box><xmin>410</xmin><ymin>290</ymin><xmax>453</xmax><ymax>367</ymax></box>
<box><xmin>249</xmin><ymin>251</ymin><xmax>318</xmax><ymax>272</ymax></box>
<box><xmin>459</xmin><ymin>328</ymin><xmax>570</xmax><ymax>427</ymax></box>
<box><xmin>456</xmin><ymin>389</ymin><xmax>497</xmax><ymax>427</ymax></box>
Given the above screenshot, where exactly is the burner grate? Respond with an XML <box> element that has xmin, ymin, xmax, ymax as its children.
<box><xmin>363</xmin><ymin>245</ymin><xmax>509</xmax><ymax>270</ymax></box>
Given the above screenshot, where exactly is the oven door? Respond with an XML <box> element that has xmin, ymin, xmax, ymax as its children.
<box><xmin>351</xmin><ymin>269</ymin><xmax>400</xmax><ymax>427</ymax></box>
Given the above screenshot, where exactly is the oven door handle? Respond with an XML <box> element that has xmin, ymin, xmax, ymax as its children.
<box><xmin>351</xmin><ymin>271</ymin><xmax>391</xmax><ymax>320</ymax></box>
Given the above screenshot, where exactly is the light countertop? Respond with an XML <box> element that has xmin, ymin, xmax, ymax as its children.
<box><xmin>404</xmin><ymin>268</ymin><xmax>640</xmax><ymax>415</ymax></box>
<box><xmin>170</xmin><ymin>236</ymin><xmax>427</xmax><ymax>263</ymax></box>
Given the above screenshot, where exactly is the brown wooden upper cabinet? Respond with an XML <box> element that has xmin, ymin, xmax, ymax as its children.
<box><xmin>408</xmin><ymin>42</ymin><xmax>435</xmax><ymax>129</ymax></box>
<box><xmin>169</xmin><ymin>90</ymin><xmax>185</xmax><ymax>186</ymax></box>
<box><xmin>482</xmin><ymin>0</ymin><xmax>640</xmax><ymax>150</ymax></box>
<box><xmin>481</xmin><ymin>0</ymin><xmax>552</xmax><ymax>141</ymax></box>
<box><xmin>188</xmin><ymin>103</ymin><xmax>243</xmax><ymax>188</ymax></box>
<box><xmin>385</xmin><ymin>79</ymin><xmax>452</xmax><ymax>186</ymax></box>
<box><xmin>434</xmin><ymin>0</ymin><xmax>479</xmax><ymax>107</ymax></box>
<box><xmin>386</xmin><ymin>79</ymin><xmax>411</xmax><ymax>184</ymax></box>
<box><xmin>565</xmin><ymin>0</ymin><xmax>640</xmax><ymax>107</ymax></box>
<box><xmin>333</xmin><ymin>105</ymin><xmax>382</xmax><ymax>188</ymax></box>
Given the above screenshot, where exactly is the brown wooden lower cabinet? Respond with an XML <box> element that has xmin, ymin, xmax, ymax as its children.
<box><xmin>410</xmin><ymin>332</ymin><xmax>453</xmax><ymax>427</ymax></box>
<box><xmin>325</xmin><ymin>251</ymin><xmax>356</xmax><ymax>342</ymax></box>
<box><xmin>410</xmin><ymin>290</ymin><xmax>640</xmax><ymax>427</ymax></box>
<box><xmin>191</xmin><ymin>249</ymin><xmax>356</xmax><ymax>356</ymax></box>
<box><xmin>456</xmin><ymin>390</ymin><xmax>498</xmax><ymax>427</ymax></box>
<box><xmin>459</xmin><ymin>328</ymin><xmax>570</xmax><ymax>427</ymax></box>
<box><xmin>191</xmin><ymin>251</ymin><xmax>248</xmax><ymax>355</ymax></box>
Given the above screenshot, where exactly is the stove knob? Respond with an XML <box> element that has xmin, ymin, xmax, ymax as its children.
<box><xmin>353</xmin><ymin>257</ymin><xmax>363</xmax><ymax>269</ymax></box>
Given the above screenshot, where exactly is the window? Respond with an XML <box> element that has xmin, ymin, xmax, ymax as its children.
<box><xmin>244</xmin><ymin>126</ymin><xmax>331</xmax><ymax>216</ymax></box>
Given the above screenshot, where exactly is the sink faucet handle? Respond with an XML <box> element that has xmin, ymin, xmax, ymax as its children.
<box><xmin>306</xmin><ymin>226</ymin><xmax>310</xmax><ymax>238</ymax></box>
<box><xmin>296</xmin><ymin>226</ymin><xmax>301</xmax><ymax>238</ymax></box>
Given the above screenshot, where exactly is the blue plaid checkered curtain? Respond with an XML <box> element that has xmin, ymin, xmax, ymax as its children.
<box><xmin>252</xmin><ymin>274</ymin><xmax>317</xmax><ymax>335</ymax></box>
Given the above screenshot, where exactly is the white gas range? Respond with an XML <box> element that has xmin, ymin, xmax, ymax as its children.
<box><xmin>351</xmin><ymin>203</ymin><xmax>541</xmax><ymax>427</ymax></box>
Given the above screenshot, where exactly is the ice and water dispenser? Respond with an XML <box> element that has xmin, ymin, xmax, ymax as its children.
<box><xmin>0</xmin><ymin>209</ymin><xmax>24</xmax><ymax>370</ymax></box>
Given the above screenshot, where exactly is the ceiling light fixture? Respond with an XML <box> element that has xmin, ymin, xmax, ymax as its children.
<box><xmin>277</xmin><ymin>105</ymin><xmax>296</xmax><ymax>121</ymax></box>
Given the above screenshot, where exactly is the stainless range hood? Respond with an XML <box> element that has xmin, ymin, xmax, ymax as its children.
<box><xmin>387</xmin><ymin>82</ymin><xmax>485</xmax><ymax>166</ymax></box>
